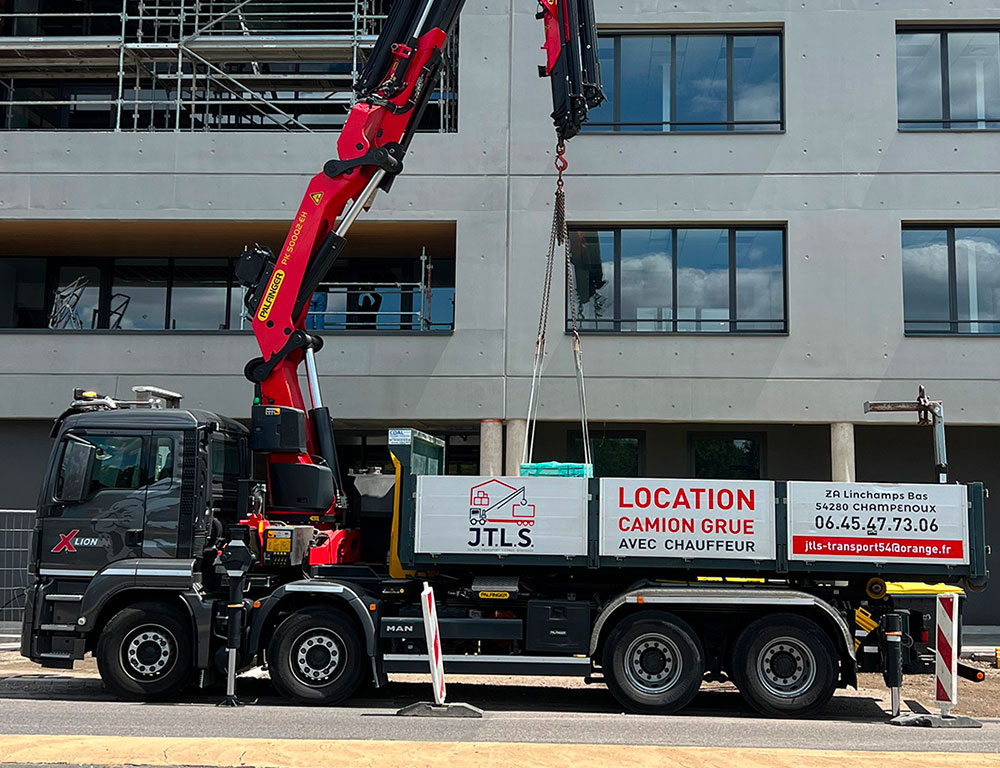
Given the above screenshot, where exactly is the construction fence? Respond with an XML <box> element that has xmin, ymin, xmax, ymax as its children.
<box><xmin>0</xmin><ymin>510</ymin><xmax>32</xmax><ymax>625</ymax></box>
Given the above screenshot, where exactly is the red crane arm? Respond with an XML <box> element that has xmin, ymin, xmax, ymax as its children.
<box><xmin>234</xmin><ymin>0</ymin><xmax>603</xmax><ymax>563</ymax></box>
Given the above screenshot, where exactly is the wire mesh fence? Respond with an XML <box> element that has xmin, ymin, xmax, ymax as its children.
<box><xmin>0</xmin><ymin>510</ymin><xmax>33</xmax><ymax>626</ymax></box>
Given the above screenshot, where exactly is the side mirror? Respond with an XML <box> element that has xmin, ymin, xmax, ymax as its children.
<box><xmin>57</xmin><ymin>437</ymin><xmax>96</xmax><ymax>503</ymax></box>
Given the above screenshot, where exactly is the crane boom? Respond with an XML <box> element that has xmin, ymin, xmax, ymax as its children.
<box><xmin>234</xmin><ymin>0</ymin><xmax>604</xmax><ymax>562</ymax></box>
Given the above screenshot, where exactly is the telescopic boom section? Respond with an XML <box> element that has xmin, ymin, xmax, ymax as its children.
<box><xmin>234</xmin><ymin>0</ymin><xmax>603</xmax><ymax>552</ymax></box>
<box><xmin>539</xmin><ymin>0</ymin><xmax>604</xmax><ymax>140</ymax></box>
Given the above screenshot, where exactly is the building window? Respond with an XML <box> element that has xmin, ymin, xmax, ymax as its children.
<box><xmin>897</xmin><ymin>29</ymin><xmax>1000</xmax><ymax>130</ymax></box>
<box><xmin>902</xmin><ymin>226</ymin><xmax>1000</xmax><ymax>334</ymax></box>
<box><xmin>584</xmin><ymin>32</ymin><xmax>783</xmax><ymax>133</ymax></box>
<box><xmin>569</xmin><ymin>227</ymin><xmax>786</xmax><ymax>333</ymax></box>
<box><xmin>0</xmin><ymin>254</ymin><xmax>454</xmax><ymax>332</ymax></box>
<box><xmin>568</xmin><ymin>432</ymin><xmax>644</xmax><ymax>477</ymax></box>
<box><xmin>689</xmin><ymin>433</ymin><xmax>765</xmax><ymax>479</ymax></box>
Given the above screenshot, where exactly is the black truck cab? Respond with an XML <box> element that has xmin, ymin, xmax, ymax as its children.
<box><xmin>22</xmin><ymin>407</ymin><xmax>248</xmax><ymax>670</ymax></box>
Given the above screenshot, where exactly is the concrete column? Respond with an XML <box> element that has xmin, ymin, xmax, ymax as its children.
<box><xmin>479</xmin><ymin>419</ymin><xmax>503</xmax><ymax>476</ymax></box>
<box><xmin>505</xmin><ymin>418</ymin><xmax>528</xmax><ymax>476</ymax></box>
<box><xmin>830</xmin><ymin>422</ymin><xmax>856</xmax><ymax>482</ymax></box>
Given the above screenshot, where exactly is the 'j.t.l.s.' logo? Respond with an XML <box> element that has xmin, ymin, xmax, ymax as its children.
<box><xmin>256</xmin><ymin>269</ymin><xmax>285</xmax><ymax>321</ymax></box>
<box><xmin>467</xmin><ymin>479</ymin><xmax>535</xmax><ymax>549</ymax></box>
<box><xmin>52</xmin><ymin>530</ymin><xmax>109</xmax><ymax>553</ymax></box>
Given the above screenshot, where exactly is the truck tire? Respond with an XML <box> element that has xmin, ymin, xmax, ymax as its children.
<box><xmin>602</xmin><ymin>610</ymin><xmax>704</xmax><ymax>715</ymax></box>
<box><xmin>267</xmin><ymin>608</ymin><xmax>366</xmax><ymax>706</ymax></box>
<box><xmin>95</xmin><ymin>601</ymin><xmax>193</xmax><ymax>701</ymax></box>
<box><xmin>731</xmin><ymin>613</ymin><xmax>838</xmax><ymax>718</ymax></box>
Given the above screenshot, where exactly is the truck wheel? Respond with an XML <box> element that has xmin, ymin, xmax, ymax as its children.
<box><xmin>268</xmin><ymin>609</ymin><xmax>366</xmax><ymax>705</ymax></box>
<box><xmin>732</xmin><ymin>614</ymin><xmax>838</xmax><ymax>718</ymax></box>
<box><xmin>96</xmin><ymin>601</ymin><xmax>193</xmax><ymax>701</ymax></box>
<box><xmin>602</xmin><ymin>611</ymin><xmax>704</xmax><ymax>714</ymax></box>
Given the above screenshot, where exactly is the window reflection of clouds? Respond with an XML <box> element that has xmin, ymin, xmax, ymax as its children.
<box><xmin>897</xmin><ymin>30</ymin><xmax>1000</xmax><ymax>129</ymax></box>
<box><xmin>955</xmin><ymin>229</ymin><xmax>1000</xmax><ymax>324</ymax></box>
<box><xmin>675</xmin><ymin>35</ymin><xmax>727</xmax><ymax>130</ymax></box>
<box><xmin>732</xmin><ymin>36</ymin><xmax>781</xmax><ymax>125</ymax></box>
<box><xmin>903</xmin><ymin>228</ymin><xmax>1000</xmax><ymax>333</ymax></box>
<box><xmin>902</xmin><ymin>231</ymin><xmax>950</xmax><ymax>330</ymax></box>
<box><xmin>587</xmin><ymin>33</ymin><xmax>782</xmax><ymax>132</ymax></box>
<box><xmin>677</xmin><ymin>229</ymin><xmax>729</xmax><ymax>331</ymax></box>
<box><xmin>897</xmin><ymin>34</ymin><xmax>943</xmax><ymax>123</ymax></box>
<box><xmin>736</xmin><ymin>230</ymin><xmax>784</xmax><ymax>329</ymax></box>
<box><xmin>621</xmin><ymin>229</ymin><xmax>672</xmax><ymax>330</ymax></box>
<box><xmin>570</xmin><ymin>228</ymin><xmax>785</xmax><ymax>332</ymax></box>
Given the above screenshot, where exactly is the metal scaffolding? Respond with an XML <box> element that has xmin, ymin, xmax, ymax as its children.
<box><xmin>0</xmin><ymin>1</ymin><xmax>458</xmax><ymax>132</ymax></box>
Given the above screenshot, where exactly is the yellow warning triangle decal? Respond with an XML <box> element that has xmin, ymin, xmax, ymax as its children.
<box><xmin>310</xmin><ymin>192</ymin><xmax>324</xmax><ymax>205</ymax></box>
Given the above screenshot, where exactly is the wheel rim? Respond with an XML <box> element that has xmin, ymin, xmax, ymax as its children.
<box><xmin>290</xmin><ymin>629</ymin><xmax>344</xmax><ymax>687</ymax></box>
<box><xmin>756</xmin><ymin>636</ymin><xmax>816</xmax><ymax>698</ymax></box>
<box><xmin>121</xmin><ymin>624</ymin><xmax>177</xmax><ymax>681</ymax></box>
<box><xmin>624</xmin><ymin>632</ymin><xmax>682</xmax><ymax>694</ymax></box>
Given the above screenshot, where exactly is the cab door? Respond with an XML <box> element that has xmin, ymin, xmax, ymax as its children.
<box><xmin>38</xmin><ymin>431</ymin><xmax>149</xmax><ymax>574</ymax></box>
<box><xmin>141</xmin><ymin>431</ymin><xmax>186</xmax><ymax>558</ymax></box>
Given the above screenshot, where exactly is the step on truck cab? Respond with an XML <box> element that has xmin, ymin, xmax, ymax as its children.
<box><xmin>21</xmin><ymin>400</ymin><xmax>989</xmax><ymax>717</ymax></box>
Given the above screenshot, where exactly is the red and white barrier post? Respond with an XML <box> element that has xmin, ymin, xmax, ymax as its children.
<box><xmin>935</xmin><ymin>593</ymin><xmax>960</xmax><ymax>717</ymax></box>
<box><xmin>420</xmin><ymin>581</ymin><xmax>446</xmax><ymax>706</ymax></box>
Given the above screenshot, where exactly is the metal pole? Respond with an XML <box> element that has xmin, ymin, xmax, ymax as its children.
<box><xmin>175</xmin><ymin>0</ymin><xmax>185</xmax><ymax>131</ymax></box>
<box><xmin>414</xmin><ymin>0</ymin><xmax>436</xmax><ymax>39</ymax></box>
<box><xmin>304</xmin><ymin>347</ymin><xmax>324</xmax><ymax>410</ymax></box>
<box><xmin>932</xmin><ymin>402</ymin><xmax>948</xmax><ymax>484</ymax></box>
<box><xmin>115</xmin><ymin>0</ymin><xmax>127</xmax><ymax>131</ymax></box>
<box><xmin>883</xmin><ymin>613</ymin><xmax>903</xmax><ymax>719</ymax></box>
<box><xmin>334</xmin><ymin>169</ymin><xmax>387</xmax><ymax>237</ymax></box>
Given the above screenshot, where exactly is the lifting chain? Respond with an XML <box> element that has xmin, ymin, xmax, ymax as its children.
<box><xmin>523</xmin><ymin>142</ymin><xmax>592</xmax><ymax>468</ymax></box>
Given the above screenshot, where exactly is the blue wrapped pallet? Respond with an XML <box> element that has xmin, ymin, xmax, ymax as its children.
<box><xmin>519</xmin><ymin>461</ymin><xmax>593</xmax><ymax>478</ymax></box>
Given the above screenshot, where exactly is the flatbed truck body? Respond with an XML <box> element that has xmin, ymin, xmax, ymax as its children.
<box><xmin>21</xmin><ymin>416</ymin><xmax>988</xmax><ymax>716</ymax></box>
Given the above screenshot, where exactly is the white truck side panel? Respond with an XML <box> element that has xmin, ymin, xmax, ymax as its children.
<box><xmin>787</xmin><ymin>482</ymin><xmax>969</xmax><ymax>566</ymax></box>
<box><xmin>415</xmin><ymin>476</ymin><xmax>589</xmax><ymax>556</ymax></box>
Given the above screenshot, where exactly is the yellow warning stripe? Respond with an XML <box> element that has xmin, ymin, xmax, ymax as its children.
<box><xmin>0</xmin><ymin>736</ymin><xmax>998</xmax><ymax>768</ymax></box>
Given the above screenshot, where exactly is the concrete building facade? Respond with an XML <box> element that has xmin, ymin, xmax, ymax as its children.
<box><xmin>1</xmin><ymin>1</ymin><xmax>998</xmax><ymax>622</ymax></box>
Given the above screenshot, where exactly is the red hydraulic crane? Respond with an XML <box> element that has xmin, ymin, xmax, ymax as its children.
<box><xmin>234</xmin><ymin>0</ymin><xmax>604</xmax><ymax>565</ymax></box>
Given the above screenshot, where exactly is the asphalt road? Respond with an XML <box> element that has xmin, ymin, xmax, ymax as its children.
<box><xmin>0</xmin><ymin>674</ymin><xmax>998</xmax><ymax>754</ymax></box>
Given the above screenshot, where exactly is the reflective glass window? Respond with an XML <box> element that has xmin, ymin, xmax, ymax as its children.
<box><xmin>675</xmin><ymin>35</ymin><xmax>727</xmax><ymax>131</ymax></box>
<box><xmin>897</xmin><ymin>29</ymin><xmax>1000</xmax><ymax>130</ymax></box>
<box><xmin>902</xmin><ymin>226</ymin><xmax>1000</xmax><ymax>334</ymax></box>
<box><xmin>0</xmin><ymin>258</ymin><xmax>46</xmax><ymax>328</ymax></box>
<box><xmin>112</xmin><ymin>259</ymin><xmax>168</xmax><ymax>329</ymax></box>
<box><xmin>170</xmin><ymin>259</ymin><xmax>231</xmax><ymax>330</ymax></box>
<box><xmin>569</xmin><ymin>227</ymin><xmax>786</xmax><ymax>333</ymax></box>
<box><xmin>589</xmin><ymin>32</ymin><xmax>783</xmax><ymax>133</ymax></box>
<box><xmin>902</xmin><ymin>229</ymin><xmax>950</xmax><ymax>333</ymax></box>
<box><xmin>570</xmin><ymin>230</ymin><xmax>616</xmax><ymax>330</ymax></box>
<box><xmin>735</xmin><ymin>229</ymin><xmax>785</xmax><ymax>331</ymax></box>
<box><xmin>677</xmin><ymin>228</ymin><xmax>729</xmax><ymax>332</ymax></box>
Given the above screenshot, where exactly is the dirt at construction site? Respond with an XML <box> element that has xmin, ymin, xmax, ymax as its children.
<box><xmin>2</xmin><ymin>649</ymin><xmax>997</xmax><ymax>719</ymax></box>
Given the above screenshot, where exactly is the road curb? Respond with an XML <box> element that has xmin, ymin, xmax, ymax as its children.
<box><xmin>1</xmin><ymin>735</ymin><xmax>999</xmax><ymax>768</ymax></box>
